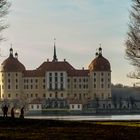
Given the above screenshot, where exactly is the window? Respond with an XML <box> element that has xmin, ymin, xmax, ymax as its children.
<box><xmin>8</xmin><ymin>73</ymin><xmax>10</xmax><ymax>77</ymax></box>
<box><xmin>43</xmin><ymin>94</ymin><xmax>46</xmax><ymax>98</ymax></box>
<box><xmin>101</xmin><ymin>84</ymin><xmax>104</xmax><ymax>88</ymax></box>
<box><xmin>79</xmin><ymin>78</ymin><xmax>81</xmax><ymax>82</ymax></box>
<box><xmin>79</xmin><ymin>94</ymin><xmax>81</xmax><ymax>99</ymax></box>
<box><xmin>35</xmin><ymin>79</ymin><xmax>38</xmax><ymax>83</ymax></box>
<box><xmin>16</xmin><ymin>94</ymin><xmax>18</xmax><ymax>97</ymax></box>
<box><xmin>74</xmin><ymin>78</ymin><xmax>76</xmax><ymax>82</ymax></box>
<box><xmin>94</xmin><ymin>94</ymin><xmax>96</xmax><ymax>98</ymax></box>
<box><xmin>60</xmin><ymin>73</ymin><xmax>63</xmax><ymax>76</ymax></box>
<box><xmin>108</xmin><ymin>84</ymin><xmax>110</xmax><ymax>88</ymax></box>
<box><xmin>60</xmin><ymin>77</ymin><xmax>63</xmax><ymax>82</ymax></box>
<box><xmin>78</xmin><ymin>105</ymin><xmax>80</xmax><ymax>108</ymax></box>
<box><xmin>43</xmin><ymin>85</ymin><xmax>45</xmax><ymax>89</ymax></box>
<box><xmin>61</xmin><ymin>93</ymin><xmax>63</xmax><ymax>97</ymax></box>
<box><xmin>16</xmin><ymin>79</ymin><xmax>18</xmax><ymax>83</ymax></box>
<box><xmin>37</xmin><ymin>105</ymin><xmax>39</xmax><ymax>109</ymax></box>
<box><xmin>8</xmin><ymin>85</ymin><xmax>10</xmax><ymax>89</ymax></box>
<box><xmin>8</xmin><ymin>79</ymin><xmax>10</xmax><ymax>83</ymax></box>
<box><xmin>15</xmin><ymin>73</ymin><xmax>18</xmax><ymax>76</ymax></box>
<box><xmin>101</xmin><ymin>73</ymin><xmax>104</xmax><ymax>76</ymax></box>
<box><xmin>74</xmin><ymin>94</ymin><xmax>77</xmax><ymax>97</ymax></box>
<box><xmin>35</xmin><ymin>85</ymin><xmax>38</xmax><ymax>89</ymax></box>
<box><xmin>50</xmin><ymin>93</ymin><xmax>52</xmax><ymax>97</ymax></box>
<box><xmin>79</xmin><ymin>84</ymin><xmax>81</xmax><ymax>89</ymax></box>
<box><xmin>49</xmin><ymin>73</ymin><xmax>52</xmax><ymax>76</ymax></box>
<box><xmin>31</xmin><ymin>94</ymin><xmax>33</xmax><ymax>97</ymax></box>
<box><xmin>83</xmin><ymin>78</ymin><xmax>85</xmax><ymax>82</ymax></box>
<box><xmin>8</xmin><ymin>94</ymin><xmax>11</xmax><ymax>98</ymax></box>
<box><xmin>31</xmin><ymin>85</ymin><xmax>33</xmax><ymax>89</ymax></box>
<box><xmin>49</xmin><ymin>77</ymin><xmax>52</xmax><ymax>82</ymax></box>
<box><xmin>49</xmin><ymin>83</ymin><xmax>52</xmax><ymax>89</ymax></box>
<box><xmin>27</xmin><ymin>85</ymin><xmax>29</xmax><ymax>89</ymax></box>
<box><xmin>102</xmin><ymin>93</ymin><xmax>104</xmax><ymax>99</ymax></box>
<box><xmin>55</xmin><ymin>77</ymin><xmax>58</xmax><ymax>82</ymax></box>
<box><xmin>60</xmin><ymin>84</ymin><xmax>63</xmax><ymax>89</ymax></box>
<box><xmin>16</xmin><ymin>85</ymin><xmax>18</xmax><ymax>89</ymax></box>
<box><xmin>94</xmin><ymin>78</ymin><xmax>96</xmax><ymax>82</ymax></box>
<box><xmin>108</xmin><ymin>78</ymin><xmax>110</xmax><ymax>82</ymax></box>
<box><xmin>94</xmin><ymin>73</ymin><xmax>96</xmax><ymax>76</ymax></box>
<box><xmin>94</xmin><ymin>84</ymin><xmax>96</xmax><ymax>88</ymax></box>
<box><xmin>43</xmin><ymin>79</ymin><xmax>45</xmax><ymax>83</ymax></box>
<box><xmin>103</xmin><ymin>104</ymin><xmax>105</xmax><ymax>109</ymax></box>
<box><xmin>35</xmin><ymin>94</ymin><xmax>38</xmax><ymax>97</ymax></box>
<box><xmin>55</xmin><ymin>83</ymin><xmax>58</xmax><ymax>90</ymax></box>
<box><xmin>31</xmin><ymin>105</ymin><xmax>33</xmax><ymax>109</ymax></box>
<box><xmin>101</xmin><ymin>78</ymin><xmax>104</xmax><ymax>82</ymax></box>
<box><xmin>55</xmin><ymin>92</ymin><xmax>57</xmax><ymax>98</ymax></box>
<box><xmin>108</xmin><ymin>73</ymin><xmax>110</xmax><ymax>76</ymax></box>
<box><xmin>67</xmin><ymin>79</ymin><xmax>70</xmax><ymax>83</ymax></box>
<box><xmin>31</xmin><ymin>79</ymin><xmax>33</xmax><ymax>83</ymax></box>
<box><xmin>83</xmin><ymin>85</ymin><xmax>85</xmax><ymax>89</ymax></box>
<box><xmin>72</xmin><ymin>105</ymin><xmax>74</xmax><ymax>109</ymax></box>
<box><xmin>55</xmin><ymin>73</ymin><xmax>57</xmax><ymax>76</ymax></box>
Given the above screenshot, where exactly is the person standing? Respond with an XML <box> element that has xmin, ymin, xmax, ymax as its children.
<box><xmin>11</xmin><ymin>107</ymin><xmax>15</xmax><ymax>118</ymax></box>
<box><xmin>20</xmin><ymin>107</ymin><xmax>24</xmax><ymax>119</ymax></box>
<box><xmin>2</xmin><ymin>105</ymin><xmax>8</xmax><ymax>117</ymax></box>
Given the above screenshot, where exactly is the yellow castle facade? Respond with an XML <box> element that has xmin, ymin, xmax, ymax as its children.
<box><xmin>0</xmin><ymin>46</ymin><xmax>111</xmax><ymax>107</ymax></box>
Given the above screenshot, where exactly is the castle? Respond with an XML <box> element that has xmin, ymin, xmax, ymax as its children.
<box><xmin>0</xmin><ymin>46</ymin><xmax>111</xmax><ymax>111</ymax></box>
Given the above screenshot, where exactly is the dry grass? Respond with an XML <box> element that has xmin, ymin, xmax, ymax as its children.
<box><xmin>0</xmin><ymin>117</ymin><xmax>140</xmax><ymax>139</ymax></box>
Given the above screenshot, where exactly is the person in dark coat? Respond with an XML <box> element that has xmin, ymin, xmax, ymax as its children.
<box><xmin>11</xmin><ymin>107</ymin><xmax>15</xmax><ymax>118</ymax></box>
<box><xmin>2</xmin><ymin>105</ymin><xmax>8</xmax><ymax>117</ymax></box>
<box><xmin>20</xmin><ymin>107</ymin><xmax>24</xmax><ymax>119</ymax></box>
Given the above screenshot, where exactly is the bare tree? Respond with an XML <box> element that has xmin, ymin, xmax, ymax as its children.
<box><xmin>125</xmin><ymin>0</ymin><xmax>140</xmax><ymax>78</ymax></box>
<box><xmin>0</xmin><ymin>0</ymin><xmax>10</xmax><ymax>41</ymax></box>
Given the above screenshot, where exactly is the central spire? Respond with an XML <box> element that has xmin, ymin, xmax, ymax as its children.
<box><xmin>53</xmin><ymin>38</ymin><xmax>58</xmax><ymax>62</ymax></box>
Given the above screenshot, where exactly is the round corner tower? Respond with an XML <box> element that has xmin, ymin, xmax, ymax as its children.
<box><xmin>88</xmin><ymin>47</ymin><xmax>111</xmax><ymax>100</ymax></box>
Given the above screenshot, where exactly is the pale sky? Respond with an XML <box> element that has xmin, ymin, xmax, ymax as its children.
<box><xmin>0</xmin><ymin>0</ymin><xmax>137</xmax><ymax>86</ymax></box>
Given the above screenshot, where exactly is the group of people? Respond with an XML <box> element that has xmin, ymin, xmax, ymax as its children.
<box><xmin>2</xmin><ymin>105</ymin><xmax>24</xmax><ymax>118</ymax></box>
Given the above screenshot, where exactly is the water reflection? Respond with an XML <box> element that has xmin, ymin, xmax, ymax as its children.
<box><xmin>25</xmin><ymin>115</ymin><xmax>140</xmax><ymax>121</ymax></box>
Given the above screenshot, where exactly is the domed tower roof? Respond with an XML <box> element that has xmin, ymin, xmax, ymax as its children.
<box><xmin>1</xmin><ymin>48</ymin><xmax>26</xmax><ymax>72</ymax></box>
<box><xmin>89</xmin><ymin>47</ymin><xmax>111</xmax><ymax>72</ymax></box>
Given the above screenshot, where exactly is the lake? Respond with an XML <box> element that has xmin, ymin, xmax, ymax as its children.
<box><xmin>25</xmin><ymin>115</ymin><xmax>140</xmax><ymax>121</ymax></box>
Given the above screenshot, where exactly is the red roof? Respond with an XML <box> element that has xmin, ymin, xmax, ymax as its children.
<box><xmin>1</xmin><ymin>55</ymin><xmax>26</xmax><ymax>72</ymax></box>
<box><xmin>23</xmin><ymin>70</ymin><xmax>44</xmax><ymax>77</ymax></box>
<box><xmin>37</xmin><ymin>61</ymin><xmax>75</xmax><ymax>72</ymax></box>
<box><xmin>69</xmin><ymin>70</ymin><xmax>89</xmax><ymax>76</ymax></box>
<box><xmin>37</xmin><ymin>61</ymin><xmax>89</xmax><ymax>77</ymax></box>
<box><xmin>89</xmin><ymin>54</ymin><xmax>111</xmax><ymax>71</ymax></box>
